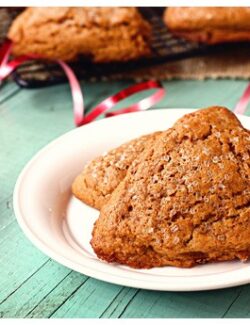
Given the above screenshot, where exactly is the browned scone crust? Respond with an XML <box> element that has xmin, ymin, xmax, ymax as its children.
<box><xmin>8</xmin><ymin>7</ymin><xmax>152</xmax><ymax>62</ymax></box>
<box><xmin>164</xmin><ymin>7</ymin><xmax>250</xmax><ymax>44</ymax></box>
<box><xmin>72</xmin><ymin>132</ymin><xmax>162</xmax><ymax>210</ymax></box>
<box><xmin>91</xmin><ymin>107</ymin><xmax>250</xmax><ymax>268</ymax></box>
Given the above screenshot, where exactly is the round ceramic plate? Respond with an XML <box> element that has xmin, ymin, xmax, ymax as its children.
<box><xmin>13</xmin><ymin>109</ymin><xmax>250</xmax><ymax>291</ymax></box>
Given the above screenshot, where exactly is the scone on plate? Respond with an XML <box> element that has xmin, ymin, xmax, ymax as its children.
<box><xmin>91</xmin><ymin>106</ymin><xmax>250</xmax><ymax>268</ymax></box>
<box><xmin>8</xmin><ymin>7</ymin><xmax>152</xmax><ymax>62</ymax></box>
<box><xmin>72</xmin><ymin>131</ymin><xmax>161</xmax><ymax>210</ymax></box>
<box><xmin>164</xmin><ymin>7</ymin><xmax>250</xmax><ymax>44</ymax></box>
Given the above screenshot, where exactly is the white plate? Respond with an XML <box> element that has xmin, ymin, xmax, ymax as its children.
<box><xmin>13</xmin><ymin>109</ymin><xmax>250</xmax><ymax>291</ymax></box>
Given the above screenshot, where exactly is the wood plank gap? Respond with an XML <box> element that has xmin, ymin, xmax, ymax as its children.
<box><xmin>0</xmin><ymin>258</ymin><xmax>50</xmax><ymax>305</ymax></box>
<box><xmin>222</xmin><ymin>288</ymin><xmax>244</xmax><ymax>318</ymax></box>
<box><xmin>144</xmin><ymin>294</ymin><xmax>162</xmax><ymax>316</ymax></box>
<box><xmin>118</xmin><ymin>289</ymin><xmax>140</xmax><ymax>318</ymax></box>
<box><xmin>108</xmin><ymin>289</ymin><xmax>138</xmax><ymax>318</ymax></box>
<box><xmin>25</xmin><ymin>270</ymin><xmax>74</xmax><ymax>318</ymax></box>
<box><xmin>99</xmin><ymin>287</ymin><xmax>125</xmax><ymax>318</ymax></box>
<box><xmin>48</xmin><ymin>276</ymin><xmax>90</xmax><ymax>318</ymax></box>
<box><xmin>0</xmin><ymin>87</ymin><xmax>21</xmax><ymax>105</ymax></box>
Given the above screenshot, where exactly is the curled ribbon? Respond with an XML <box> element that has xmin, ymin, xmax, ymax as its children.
<box><xmin>0</xmin><ymin>40</ymin><xmax>166</xmax><ymax>127</ymax></box>
<box><xmin>1</xmin><ymin>40</ymin><xmax>249</xmax><ymax>121</ymax></box>
<box><xmin>234</xmin><ymin>83</ymin><xmax>250</xmax><ymax>115</ymax></box>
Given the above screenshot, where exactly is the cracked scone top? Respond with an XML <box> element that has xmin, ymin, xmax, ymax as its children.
<box><xmin>91</xmin><ymin>107</ymin><xmax>250</xmax><ymax>268</ymax></box>
<box><xmin>72</xmin><ymin>132</ymin><xmax>162</xmax><ymax>210</ymax></box>
<box><xmin>8</xmin><ymin>7</ymin><xmax>152</xmax><ymax>62</ymax></box>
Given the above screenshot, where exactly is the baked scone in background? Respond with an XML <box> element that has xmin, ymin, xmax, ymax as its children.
<box><xmin>164</xmin><ymin>7</ymin><xmax>250</xmax><ymax>44</ymax></box>
<box><xmin>91</xmin><ymin>107</ymin><xmax>250</xmax><ymax>268</ymax></box>
<box><xmin>8</xmin><ymin>7</ymin><xmax>152</xmax><ymax>62</ymax></box>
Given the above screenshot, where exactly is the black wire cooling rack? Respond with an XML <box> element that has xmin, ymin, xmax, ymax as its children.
<box><xmin>8</xmin><ymin>7</ymin><xmax>250</xmax><ymax>88</ymax></box>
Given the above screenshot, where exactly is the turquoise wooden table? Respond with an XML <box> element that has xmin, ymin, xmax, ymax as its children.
<box><xmin>0</xmin><ymin>78</ymin><xmax>250</xmax><ymax>318</ymax></box>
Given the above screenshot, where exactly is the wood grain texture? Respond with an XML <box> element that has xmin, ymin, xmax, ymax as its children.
<box><xmin>0</xmin><ymin>79</ymin><xmax>249</xmax><ymax>318</ymax></box>
<box><xmin>118</xmin><ymin>287</ymin><xmax>245</xmax><ymax>318</ymax></box>
<box><xmin>0</xmin><ymin>260</ymin><xmax>70</xmax><ymax>318</ymax></box>
<box><xmin>51</xmin><ymin>279</ymin><xmax>123</xmax><ymax>318</ymax></box>
<box><xmin>0</xmin><ymin>82</ymin><xmax>20</xmax><ymax>104</ymax></box>
<box><xmin>28</xmin><ymin>271</ymin><xmax>87</xmax><ymax>318</ymax></box>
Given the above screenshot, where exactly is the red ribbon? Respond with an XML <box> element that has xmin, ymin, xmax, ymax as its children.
<box><xmin>234</xmin><ymin>83</ymin><xmax>250</xmax><ymax>115</ymax></box>
<box><xmin>1</xmin><ymin>40</ymin><xmax>249</xmax><ymax>122</ymax></box>
<box><xmin>0</xmin><ymin>40</ymin><xmax>166</xmax><ymax>127</ymax></box>
<box><xmin>81</xmin><ymin>80</ymin><xmax>165</xmax><ymax>125</ymax></box>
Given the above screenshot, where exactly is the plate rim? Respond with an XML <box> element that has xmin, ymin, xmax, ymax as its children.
<box><xmin>13</xmin><ymin>108</ymin><xmax>250</xmax><ymax>291</ymax></box>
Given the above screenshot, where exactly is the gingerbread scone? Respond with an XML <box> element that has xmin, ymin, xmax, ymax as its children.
<box><xmin>91</xmin><ymin>107</ymin><xmax>250</xmax><ymax>268</ymax></box>
<box><xmin>8</xmin><ymin>7</ymin><xmax>152</xmax><ymax>62</ymax></box>
<box><xmin>164</xmin><ymin>7</ymin><xmax>250</xmax><ymax>44</ymax></box>
<box><xmin>72</xmin><ymin>131</ymin><xmax>162</xmax><ymax>210</ymax></box>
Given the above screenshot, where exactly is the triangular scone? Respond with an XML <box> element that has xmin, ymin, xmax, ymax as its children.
<box><xmin>164</xmin><ymin>7</ymin><xmax>250</xmax><ymax>44</ymax></box>
<box><xmin>72</xmin><ymin>132</ymin><xmax>161</xmax><ymax>210</ymax></box>
<box><xmin>91</xmin><ymin>107</ymin><xmax>250</xmax><ymax>268</ymax></box>
<box><xmin>8</xmin><ymin>7</ymin><xmax>151</xmax><ymax>62</ymax></box>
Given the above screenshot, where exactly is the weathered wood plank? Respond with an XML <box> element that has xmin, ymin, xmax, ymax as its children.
<box><xmin>119</xmin><ymin>286</ymin><xmax>244</xmax><ymax>318</ymax></box>
<box><xmin>0</xmin><ymin>222</ymin><xmax>48</xmax><ymax>306</ymax></box>
<box><xmin>0</xmin><ymin>79</ymin><xmax>249</xmax><ymax>318</ymax></box>
<box><xmin>50</xmin><ymin>279</ymin><xmax>123</xmax><ymax>318</ymax></box>
<box><xmin>223</xmin><ymin>285</ymin><xmax>250</xmax><ymax>318</ymax></box>
<box><xmin>0</xmin><ymin>260</ymin><xmax>71</xmax><ymax>318</ymax></box>
<box><xmin>27</xmin><ymin>271</ymin><xmax>87</xmax><ymax>318</ymax></box>
<box><xmin>155</xmin><ymin>80</ymin><xmax>248</xmax><ymax>111</ymax></box>
<box><xmin>0</xmin><ymin>81</ymin><xmax>20</xmax><ymax>105</ymax></box>
<box><xmin>100</xmin><ymin>288</ymin><xmax>138</xmax><ymax>318</ymax></box>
